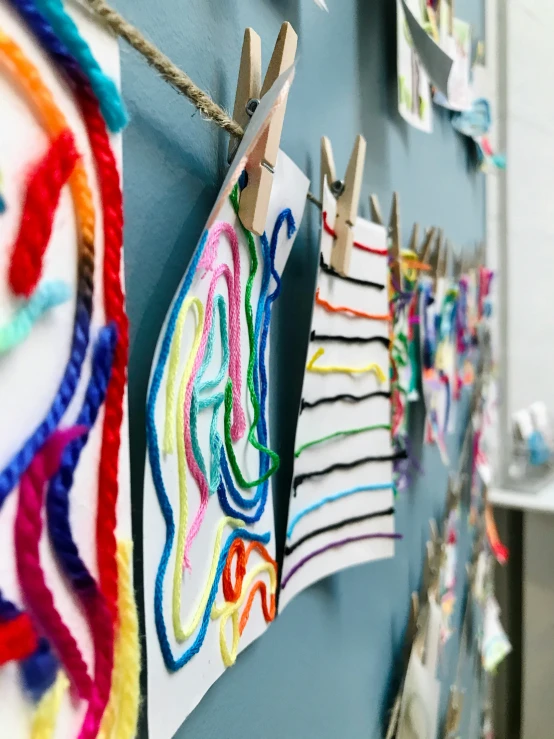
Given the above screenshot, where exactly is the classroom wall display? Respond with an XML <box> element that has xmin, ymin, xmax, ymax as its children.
<box><xmin>0</xmin><ymin>1</ymin><xmax>138</xmax><ymax>737</ymax></box>
<box><xmin>279</xmin><ymin>176</ymin><xmax>400</xmax><ymax>612</ymax></box>
<box><xmin>397</xmin><ymin>0</ymin><xmax>432</xmax><ymax>133</ymax></box>
<box><xmin>142</xmin><ymin>54</ymin><xmax>309</xmax><ymax>734</ymax></box>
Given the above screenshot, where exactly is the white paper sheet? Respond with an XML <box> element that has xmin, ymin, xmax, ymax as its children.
<box><xmin>279</xmin><ymin>180</ymin><xmax>395</xmax><ymax>611</ymax></box>
<box><xmin>434</xmin><ymin>16</ymin><xmax>472</xmax><ymax>111</ymax></box>
<box><xmin>0</xmin><ymin>4</ymin><xmax>130</xmax><ymax>736</ymax></box>
<box><xmin>397</xmin><ymin>0</ymin><xmax>433</xmax><ymax>133</ymax></box>
<box><xmin>142</xmin><ymin>148</ymin><xmax>308</xmax><ymax>738</ymax></box>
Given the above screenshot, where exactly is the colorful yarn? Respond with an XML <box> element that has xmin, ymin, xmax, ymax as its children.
<box><xmin>281</xmin><ymin>532</ymin><xmax>402</xmax><ymax>588</ymax></box>
<box><xmin>99</xmin><ymin>540</ymin><xmax>140</xmax><ymax>739</ymax></box>
<box><xmin>15</xmin><ymin>427</ymin><xmax>91</xmax><ymax>699</ymax></box>
<box><xmin>0</xmin><ymin>612</ymin><xmax>38</xmax><ymax>666</ymax></box>
<box><xmin>0</xmin><ymin>30</ymin><xmax>95</xmax><ymax>504</ymax></box>
<box><xmin>285</xmin><ymin>507</ymin><xmax>395</xmax><ymax>555</ymax></box>
<box><xmin>300</xmin><ymin>389</ymin><xmax>391</xmax><ymax>412</ymax></box>
<box><xmin>32</xmin><ymin>0</ymin><xmax>128</xmax><ymax>131</ymax></box>
<box><xmin>221</xmin><ymin>538</ymin><xmax>276</xmax><ymax>645</ymax></box>
<box><xmin>9</xmin><ymin>130</ymin><xmax>78</xmax><ymax>297</ymax></box>
<box><xmin>293</xmin><ymin>450</ymin><xmax>407</xmax><ymax>491</ymax></box>
<box><xmin>8</xmin><ymin>7</ymin><xmax>131</xmax><ymax>731</ymax></box>
<box><xmin>294</xmin><ymin>424</ymin><xmax>391</xmax><ymax>457</ymax></box>
<box><xmin>30</xmin><ymin>670</ymin><xmax>68</xmax><ymax>739</ymax></box>
<box><xmin>319</xmin><ymin>254</ymin><xmax>385</xmax><ymax>290</ymax></box>
<box><xmin>310</xmin><ymin>330</ymin><xmax>390</xmax><ymax>347</ymax></box>
<box><xmin>45</xmin><ymin>326</ymin><xmax>117</xmax><ymax>737</ymax></box>
<box><xmin>20</xmin><ymin>638</ymin><xmax>60</xmax><ymax>704</ymax></box>
<box><xmin>306</xmin><ymin>347</ymin><xmax>386</xmax><ymax>381</ymax></box>
<box><xmin>322</xmin><ymin>211</ymin><xmax>388</xmax><ymax>256</ymax></box>
<box><xmin>147</xmin><ymin>197</ymin><xmax>293</xmax><ymax>668</ymax></box>
<box><xmin>213</xmin><ymin>211</ymin><xmax>294</xmax><ymax>522</ymax></box>
<box><xmin>170</xmin><ymin>296</ymin><xmax>204</xmax><ymax>575</ymax></box>
<box><xmin>0</xmin><ymin>280</ymin><xmax>71</xmax><ymax>354</ymax></box>
<box><xmin>315</xmin><ymin>289</ymin><xmax>390</xmax><ymax>321</ymax></box>
<box><xmin>212</xmin><ymin>562</ymin><xmax>276</xmax><ymax>667</ymax></box>
<box><xmin>287</xmin><ymin>482</ymin><xmax>394</xmax><ymax>538</ymax></box>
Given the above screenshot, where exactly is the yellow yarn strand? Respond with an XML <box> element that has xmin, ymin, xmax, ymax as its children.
<box><xmin>173</xmin><ymin>516</ymin><xmax>244</xmax><ymax>642</ymax></box>
<box><xmin>99</xmin><ymin>540</ymin><xmax>140</xmax><ymax>739</ymax></box>
<box><xmin>163</xmin><ymin>296</ymin><xmax>204</xmax><ymax>454</ymax></box>
<box><xmin>211</xmin><ymin>562</ymin><xmax>277</xmax><ymax>667</ymax></box>
<box><xmin>30</xmin><ymin>671</ymin><xmax>69</xmax><ymax>739</ymax></box>
<box><xmin>306</xmin><ymin>347</ymin><xmax>386</xmax><ymax>383</ymax></box>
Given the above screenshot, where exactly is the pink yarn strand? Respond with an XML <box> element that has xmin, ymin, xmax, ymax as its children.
<box><xmin>183</xmin><ymin>263</ymin><xmax>242</xmax><ymax>565</ymax></box>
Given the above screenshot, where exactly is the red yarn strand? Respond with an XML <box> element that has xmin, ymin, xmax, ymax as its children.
<box><xmin>9</xmin><ymin>130</ymin><xmax>79</xmax><ymax>297</ymax></box>
<box><xmin>0</xmin><ymin>614</ymin><xmax>38</xmax><ymax>666</ymax></box>
<box><xmin>322</xmin><ymin>211</ymin><xmax>388</xmax><ymax>256</ymax></box>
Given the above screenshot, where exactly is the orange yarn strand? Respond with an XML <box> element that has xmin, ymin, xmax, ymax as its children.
<box><xmin>315</xmin><ymin>289</ymin><xmax>390</xmax><ymax>321</ymax></box>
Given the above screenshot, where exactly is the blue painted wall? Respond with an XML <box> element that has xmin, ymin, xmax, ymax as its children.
<box><xmin>116</xmin><ymin>0</ymin><xmax>485</xmax><ymax>735</ymax></box>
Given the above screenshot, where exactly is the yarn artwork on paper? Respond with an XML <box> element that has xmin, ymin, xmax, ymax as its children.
<box><xmin>0</xmin><ymin>3</ymin><xmax>139</xmax><ymax>737</ymax></box>
<box><xmin>418</xmin><ymin>269</ymin><xmax>459</xmax><ymax>465</ymax></box>
<box><xmin>142</xmin><ymin>148</ymin><xmax>309</xmax><ymax>738</ymax></box>
<box><xmin>388</xmin><ymin>245</ymin><xmax>430</xmax><ymax>492</ymax></box>
<box><xmin>280</xmin><ymin>178</ymin><xmax>398</xmax><ymax>612</ymax></box>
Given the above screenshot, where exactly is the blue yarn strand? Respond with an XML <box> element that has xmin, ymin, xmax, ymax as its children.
<box><xmin>31</xmin><ymin>0</ymin><xmax>128</xmax><ymax>132</ymax></box>
<box><xmin>0</xmin><ymin>297</ymin><xmax>91</xmax><ymax>507</ymax></box>
<box><xmin>46</xmin><ymin>324</ymin><xmax>117</xmax><ymax>591</ymax></box>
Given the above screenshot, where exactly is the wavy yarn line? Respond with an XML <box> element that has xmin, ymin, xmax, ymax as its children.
<box><xmin>15</xmin><ymin>427</ymin><xmax>91</xmax><ymax>699</ymax></box>
<box><xmin>300</xmin><ymin>390</ymin><xmax>391</xmax><ymax>413</ymax></box>
<box><xmin>284</xmin><ymin>507</ymin><xmax>395</xmax><ymax>556</ymax></box>
<box><xmin>46</xmin><ymin>325</ymin><xmax>117</xmax><ymax>737</ymax></box>
<box><xmin>293</xmin><ymin>450</ymin><xmax>407</xmax><ymax>490</ymax></box>
<box><xmin>295</xmin><ymin>424</ymin><xmax>391</xmax><ymax>458</ymax></box>
<box><xmin>0</xmin><ymin>30</ymin><xmax>95</xmax><ymax>504</ymax></box>
<box><xmin>33</xmin><ymin>0</ymin><xmax>128</xmax><ymax>131</ymax></box>
<box><xmin>287</xmin><ymin>482</ymin><xmax>394</xmax><ymax>538</ymax></box>
<box><xmin>315</xmin><ymin>289</ymin><xmax>390</xmax><ymax>321</ymax></box>
<box><xmin>9</xmin><ymin>130</ymin><xmax>78</xmax><ymax>297</ymax></box>
<box><xmin>211</xmin><ymin>562</ymin><xmax>276</xmax><ymax>667</ymax></box>
<box><xmin>281</xmin><ymin>533</ymin><xmax>402</xmax><ymax>589</ymax></box>
<box><xmin>0</xmin><ymin>280</ymin><xmax>71</xmax><ymax>354</ymax></box>
<box><xmin>306</xmin><ymin>347</ymin><xmax>386</xmax><ymax>382</ymax></box>
<box><xmin>319</xmin><ymin>254</ymin><xmax>385</xmax><ymax>290</ymax></box>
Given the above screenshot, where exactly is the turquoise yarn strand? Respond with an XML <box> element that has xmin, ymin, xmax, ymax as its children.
<box><xmin>0</xmin><ymin>280</ymin><xmax>70</xmax><ymax>354</ymax></box>
<box><xmin>33</xmin><ymin>0</ymin><xmax>128</xmax><ymax>132</ymax></box>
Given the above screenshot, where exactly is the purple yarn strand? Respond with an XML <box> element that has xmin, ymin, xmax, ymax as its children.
<box><xmin>281</xmin><ymin>532</ymin><xmax>402</xmax><ymax>589</ymax></box>
<box><xmin>46</xmin><ymin>324</ymin><xmax>117</xmax><ymax>590</ymax></box>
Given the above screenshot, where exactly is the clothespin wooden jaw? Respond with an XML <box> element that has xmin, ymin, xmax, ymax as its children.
<box><xmin>321</xmin><ymin>136</ymin><xmax>337</xmax><ymax>203</ymax></box>
<box><xmin>369</xmin><ymin>194</ymin><xmax>384</xmax><ymax>226</ymax></box>
<box><xmin>333</xmin><ymin>135</ymin><xmax>366</xmax><ymax>275</ymax></box>
<box><xmin>389</xmin><ymin>192</ymin><xmax>401</xmax><ymax>287</ymax></box>
<box><xmin>419</xmin><ymin>227</ymin><xmax>436</xmax><ymax>268</ymax></box>
<box><xmin>231</xmin><ymin>22</ymin><xmax>298</xmax><ymax>235</ymax></box>
<box><xmin>321</xmin><ymin>135</ymin><xmax>367</xmax><ymax>276</ymax></box>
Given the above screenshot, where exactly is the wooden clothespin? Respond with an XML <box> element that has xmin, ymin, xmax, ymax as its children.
<box><xmin>444</xmin><ymin>687</ymin><xmax>463</xmax><ymax>738</ymax></box>
<box><xmin>438</xmin><ymin>238</ymin><xmax>449</xmax><ymax>281</ymax></box>
<box><xmin>408</xmin><ymin>223</ymin><xmax>419</xmax><ymax>253</ymax></box>
<box><xmin>230</xmin><ymin>23</ymin><xmax>298</xmax><ymax>235</ymax></box>
<box><xmin>429</xmin><ymin>229</ymin><xmax>444</xmax><ymax>292</ymax></box>
<box><xmin>447</xmin><ymin>0</ymin><xmax>455</xmax><ymax>35</ymax></box>
<box><xmin>369</xmin><ymin>194</ymin><xmax>384</xmax><ymax>226</ymax></box>
<box><xmin>320</xmin><ymin>134</ymin><xmax>367</xmax><ymax>275</ymax></box>
<box><xmin>419</xmin><ymin>227</ymin><xmax>436</xmax><ymax>265</ymax></box>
